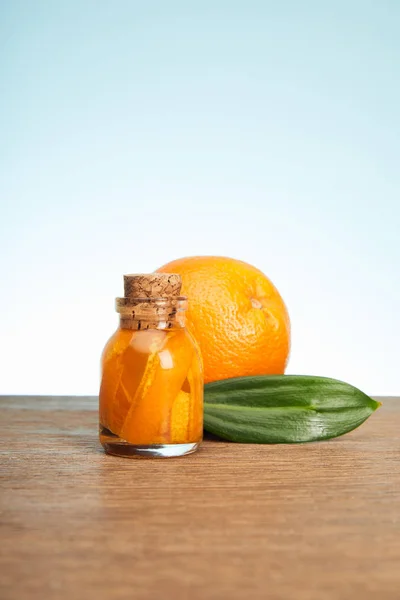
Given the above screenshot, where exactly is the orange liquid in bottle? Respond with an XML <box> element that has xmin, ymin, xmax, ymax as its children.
<box><xmin>99</xmin><ymin>328</ymin><xmax>203</xmax><ymax>453</ymax></box>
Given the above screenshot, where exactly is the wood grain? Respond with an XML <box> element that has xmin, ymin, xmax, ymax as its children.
<box><xmin>0</xmin><ymin>396</ymin><xmax>399</xmax><ymax>600</ymax></box>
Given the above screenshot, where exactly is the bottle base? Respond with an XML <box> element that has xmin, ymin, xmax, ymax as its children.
<box><xmin>100</xmin><ymin>426</ymin><xmax>200</xmax><ymax>458</ymax></box>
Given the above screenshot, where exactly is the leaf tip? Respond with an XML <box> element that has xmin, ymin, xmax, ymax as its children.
<box><xmin>371</xmin><ymin>399</ymin><xmax>382</xmax><ymax>411</ymax></box>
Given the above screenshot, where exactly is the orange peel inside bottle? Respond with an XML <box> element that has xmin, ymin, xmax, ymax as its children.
<box><xmin>120</xmin><ymin>330</ymin><xmax>194</xmax><ymax>445</ymax></box>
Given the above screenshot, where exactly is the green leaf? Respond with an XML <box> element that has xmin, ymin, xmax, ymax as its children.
<box><xmin>204</xmin><ymin>375</ymin><xmax>381</xmax><ymax>443</ymax></box>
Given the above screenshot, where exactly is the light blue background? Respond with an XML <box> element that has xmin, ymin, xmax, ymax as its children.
<box><xmin>1</xmin><ymin>1</ymin><xmax>399</xmax><ymax>395</ymax></box>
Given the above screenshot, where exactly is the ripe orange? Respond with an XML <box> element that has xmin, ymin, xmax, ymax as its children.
<box><xmin>156</xmin><ymin>256</ymin><xmax>290</xmax><ymax>383</ymax></box>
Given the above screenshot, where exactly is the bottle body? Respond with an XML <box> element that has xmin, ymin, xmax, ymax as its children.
<box><xmin>99</xmin><ymin>324</ymin><xmax>203</xmax><ymax>457</ymax></box>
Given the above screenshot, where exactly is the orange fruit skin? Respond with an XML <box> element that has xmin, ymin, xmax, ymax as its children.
<box><xmin>157</xmin><ymin>256</ymin><xmax>290</xmax><ymax>384</ymax></box>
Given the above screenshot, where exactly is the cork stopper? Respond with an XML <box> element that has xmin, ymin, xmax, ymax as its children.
<box><xmin>116</xmin><ymin>273</ymin><xmax>186</xmax><ymax>330</ymax></box>
<box><xmin>123</xmin><ymin>273</ymin><xmax>182</xmax><ymax>299</ymax></box>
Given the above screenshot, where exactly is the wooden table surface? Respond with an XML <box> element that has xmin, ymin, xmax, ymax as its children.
<box><xmin>1</xmin><ymin>396</ymin><xmax>399</xmax><ymax>600</ymax></box>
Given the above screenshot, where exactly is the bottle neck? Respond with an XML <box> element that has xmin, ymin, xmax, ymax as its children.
<box><xmin>119</xmin><ymin>314</ymin><xmax>186</xmax><ymax>331</ymax></box>
<box><xmin>116</xmin><ymin>297</ymin><xmax>187</xmax><ymax>331</ymax></box>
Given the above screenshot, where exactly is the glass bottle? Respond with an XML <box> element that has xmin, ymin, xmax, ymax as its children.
<box><xmin>99</xmin><ymin>273</ymin><xmax>203</xmax><ymax>458</ymax></box>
